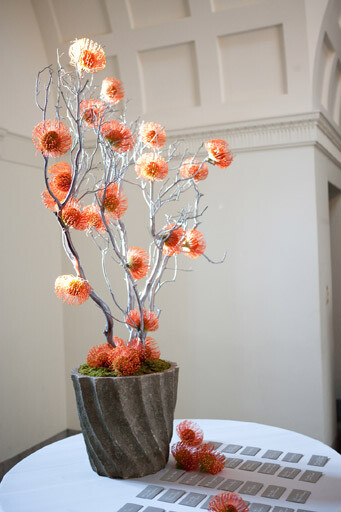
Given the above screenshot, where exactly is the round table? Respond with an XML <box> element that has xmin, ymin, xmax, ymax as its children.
<box><xmin>1</xmin><ymin>419</ymin><xmax>341</xmax><ymax>512</ymax></box>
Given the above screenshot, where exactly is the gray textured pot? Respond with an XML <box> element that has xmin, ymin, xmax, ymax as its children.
<box><xmin>71</xmin><ymin>362</ymin><xmax>179</xmax><ymax>479</ymax></box>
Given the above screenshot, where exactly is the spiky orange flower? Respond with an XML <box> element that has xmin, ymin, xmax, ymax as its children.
<box><xmin>87</xmin><ymin>343</ymin><xmax>115</xmax><ymax>367</ymax></box>
<box><xmin>101</xmin><ymin>121</ymin><xmax>135</xmax><ymax>153</ymax></box>
<box><xmin>98</xmin><ymin>183</ymin><xmax>128</xmax><ymax>219</ymax></box>
<box><xmin>176</xmin><ymin>420</ymin><xmax>204</xmax><ymax>447</ymax></box>
<box><xmin>135</xmin><ymin>153</ymin><xmax>168</xmax><ymax>182</ymax></box>
<box><xmin>128</xmin><ymin>337</ymin><xmax>161</xmax><ymax>362</ymax></box>
<box><xmin>126</xmin><ymin>247</ymin><xmax>149</xmax><ymax>280</ymax></box>
<box><xmin>101</xmin><ymin>78</ymin><xmax>124</xmax><ymax>105</ymax></box>
<box><xmin>32</xmin><ymin>120</ymin><xmax>72</xmax><ymax>158</ymax></box>
<box><xmin>110</xmin><ymin>346</ymin><xmax>141</xmax><ymax>376</ymax></box>
<box><xmin>180</xmin><ymin>158</ymin><xmax>208</xmax><ymax>182</ymax></box>
<box><xmin>80</xmin><ymin>99</ymin><xmax>105</xmax><ymax>128</ymax></box>
<box><xmin>208</xmin><ymin>492</ymin><xmax>249</xmax><ymax>512</ymax></box>
<box><xmin>198</xmin><ymin>444</ymin><xmax>226</xmax><ymax>474</ymax></box>
<box><xmin>139</xmin><ymin>122</ymin><xmax>166</xmax><ymax>149</ymax></box>
<box><xmin>113</xmin><ymin>337</ymin><xmax>125</xmax><ymax>347</ymax></box>
<box><xmin>42</xmin><ymin>184</ymin><xmax>68</xmax><ymax>211</ymax></box>
<box><xmin>205</xmin><ymin>139</ymin><xmax>233</xmax><ymax>169</ymax></box>
<box><xmin>60</xmin><ymin>199</ymin><xmax>88</xmax><ymax>230</ymax></box>
<box><xmin>126</xmin><ymin>309</ymin><xmax>159</xmax><ymax>332</ymax></box>
<box><xmin>55</xmin><ymin>275</ymin><xmax>92</xmax><ymax>305</ymax></box>
<box><xmin>162</xmin><ymin>224</ymin><xmax>186</xmax><ymax>256</ymax></box>
<box><xmin>171</xmin><ymin>442</ymin><xmax>199</xmax><ymax>471</ymax></box>
<box><xmin>48</xmin><ymin>162</ymin><xmax>72</xmax><ymax>192</ymax></box>
<box><xmin>182</xmin><ymin>229</ymin><xmax>206</xmax><ymax>259</ymax></box>
<box><xmin>69</xmin><ymin>38</ymin><xmax>106</xmax><ymax>73</ymax></box>
<box><xmin>82</xmin><ymin>204</ymin><xmax>108</xmax><ymax>233</ymax></box>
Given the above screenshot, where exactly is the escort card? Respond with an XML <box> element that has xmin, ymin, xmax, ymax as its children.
<box><xmin>239</xmin><ymin>460</ymin><xmax>262</xmax><ymax>472</ymax></box>
<box><xmin>282</xmin><ymin>453</ymin><xmax>303</xmax><ymax>463</ymax></box>
<box><xmin>308</xmin><ymin>455</ymin><xmax>329</xmax><ymax>467</ymax></box>
<box><xmin>179</xmin><ymin>473</ymin><xmax>206</xmax><ymax>486</ymax></box>
<box><xmin>160</xmin><ymin>469</ymin><xmax>185</xmax><ymax>482</ymax></box>
<box><xmin>239</xmin><ymin>481</ymin><xmax>264</xmax><ymax>496</ymax></box>
<box><xmin>261</xmin><ymin>485</ymin><xmax>286</xmax><ymax>499</ymax></box>
<box><xmin>299</xmin><ymin>470</ymin><xmax>323</xmax><ymax>483</ymax></box>
<box><xmin>222</xmin><ymin>444</ymin><xmax>243</xmax><ymax>453</ymax></box>
<box><xmin>286</xmin><ymin>489</ymin><xmax>311</xmax><ymax>504</ymax></box>
<box><xmin>249</xmin><ymin>504</ymin><xmax>272</xmax><ymax>512</ymax></box>
<box><xmin>137</xmin><ymin>485</ymin><xmax>164</xmax><ymax>499</ymax></box>
<box><xmin>224</xmin><ymin>457</ymin><xmax>243</xmax><ymax>468</ymax></box>
<box><xmin>218</xmin><ymin>479</ymin><xmax>244</xmax><ymax>492</ymax></box>
<box><xmin>262</xmin><ymin>450</ymin><xmax>283</xmax><ymax>460</ymax></box>
<box><xmin>117</xmin><ymin>505</ymin><xmax>143</xmax><ymax>512</ymax></box>
<box><xmin>241</xmin><ymin>446</ymin><xmax>261</xmax><ymax>456</ymax></box>
<box><xmin>199</xmin><ymin>475</ymin><xmax>225</xmax><ymax>488</ymax></box>
<box><xmin>278</xmin><ymin>467</ymin><xmax>301</xmax><ymax>479</ymax></box>
<box><xmin>179</xmin><ymin>492</ymin><xmax>207</xmax><ymax>507</ymax></box>
<box><xmin>158</xmin><ymin>489</ymin><xmax>186</xmax><ymax>503</ymax></box>
<box><xmin>258</xmin><ymin>463</ymin><xmax>280</xmax><ymax>475</ymax></box>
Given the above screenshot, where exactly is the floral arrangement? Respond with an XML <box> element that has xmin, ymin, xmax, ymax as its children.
<box><xmin>33</xmin><ymin>38</ymin><xmax>233</xmax><ymax>376</ymax></box>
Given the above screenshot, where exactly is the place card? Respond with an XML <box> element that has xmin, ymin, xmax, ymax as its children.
<box><xmin>222</xmin><ymin>444</ymin><xmax>243</xmax><ymax>453</ymax></box>
<box><xmin>299</xmin><ymin>470</ymin><xmax>323</xmax><ymax>483</ymax></box>
<box><xmin>160</xmin><ymin>468</ymin><xmax>185</xmax><ymax>482</ymax></box>
<box><xmin>239</xmin><ymin>460</ymin><xmax>262</xmax><ymax>472</ymax></box>
<box><xmin>286</xmin><ymin>489</ymin><xmax>311</xmax><ymax>504</ymax></box>
<box><xmin>241</xmin><ymin>446</ymin><xmax>261</xmax><ymax>456</ymax></box>
<box><xmin>199</xmin><ymin>475</ymin><xmax>225</xmax><ymax>488</ymax></box>
<box><xmin>225</xmin><ymin>457</ymin><xmax>243</xmax><ymax>468</ymax></box>
<box><xmin>179</xmin><ymin>473</ymin><xmax>206</xmax><ymax>486</ymax></box>
<box><xmin>258</xmin><ymin>463</ymin><xmax>280</xmax><ymax>475</ymax></box>
<box><xmin>272</xmin><ymin>507</ymin><xmax>295</xmax><ymax>512</ymax></box>
<box><xmin>207</xmin><ymin>441</ymin><xmax>223</xmax><ymax>449</ymax></box>
<box><xmin>200</xmin><ymin>495</ymin><xmax>214</xmax><ymax>510</ymax></box>
<box><xmin>158</xmin><ymin>489</ymin><xmax>186</xmax><ymax>503</ymax></box>
<box><xmin>117</xmin><ymin>504</ymin><xmax>143</xmax><ymax>512</ymax></box>
<box><xmin>262</xmin><ymin>450</ymin><xmax>283</xmax><ymax>460</ymax></box>
<box><xmin>239</xmin><ymin>481</ymin><xmax>264</xmax><ymax>496</ymax></box>
<box><xmin>179</xmin><ymin>492</ymin><xmax>207</xmax><ymax>507</ymax></box>
<box><xmin>218</xmin><ymin>479</ymin><xmax>244</xmax><ymax>492</ymax></box>
<box><xmin>249</xmin><ymin>504</ymin><xmax>272</xmax><ymax>512</ymax></box>
<box><xmin>261</xmin><ymin>485</ymin><xmax>286</xmax><ymax>499</ymax></box>
<box><xmin>143</xmin><ymin>507</ymin><xmax>165</xmax><ymax>512</ymax></box>
<box><xmin>137</xmin><ymin>485</ymin><xmax>164</xmax><ymax>499</ymax></box>
<box><xmin>278</xmin><ymin>467</ymin><xmax>301</xmax><ymax>479</ymax></box>
<box><xmin>282</xmin><ymin>452</ymin><xmax>303</xmax><ymax>463</ymax></box>
<box><xmin>307</xmin><ymin>455</ymin><xmax>329</xmax><ymax>467</ymax></box>
<box><xmin>297</xmin><ymin>509</ymin><xmax>318</xmax><ymax>512</ymax></box>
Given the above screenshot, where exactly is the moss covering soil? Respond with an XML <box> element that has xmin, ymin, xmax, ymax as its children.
<box><xmin>78</xmin><ymin>358</ymin><xmax>171</xmax><ymax>377</ymax></box>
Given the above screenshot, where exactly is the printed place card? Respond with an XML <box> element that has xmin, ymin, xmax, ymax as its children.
<box><xmin>218</xmin><ymin>479</ymin><xmax>244</xmax><ymax>492</ymax></box>
<box><xmin>117</xmin><ymin>505</ymin><xmax>143</xmax><ymax>512</ymax></box>
<box><xmin>225</xmin><ymin>457</ymin><xmax>243</xmax><ymax>468</ymax></box>
<box><xmin>282</xmin><ymin>453</ymin><xmax>303</xmax><ymax>463</ymax></box>
<box><xmin>278</xmin><ymin>467</ymin><xmax>301</xmax><ymax>479</ymax></box>
<box><xmin>179</xmin><ymin>473</ymin><xmax>206</xmax><ymax>486</ymax></box>
<box><xmin>158</xmin><ymin>489</ymin><xmax>186</xmax><ymax>503</ymax></box>
<box><xmin>206</xmin><ymin>441</ymin><xmax>223</xmax><ymax>449</ymax></box>
<box><xmin>137</xmin><ymin>485</ymin><xmax>164</xmax><ymax>499</ymax></box>
<box><xmin>222</xmin><ymin>444</ymin><xmax>243</xmax><ymax>454</ymax></box>
<box><xmin>143</xmin><ymin>507</ymin><xmax>165</xmax><ymax>512</ymax></box>
<box><xmin>239</xmin><ymin>460</ymin><xmax>262</xmax><ymax>472</ymax></box>
<box><xmin>261</xmin><ymin>485</ymin><xmax>286</xmax><ymax>499</ymax></box>
<box><xmin>286</xmin><ymin>489</ymin><xmax>311</xmax><ymax>504</ymax></box>
<box><xmin>262</xmin><ymin>450</ymin><xmax>283</xmax><ymax>460</ymax></box>
<box><xmin>160</xmin><ymin>468</ymin><xmax>185</xmax><ymax>482</ymax></box>
<box><xmin>239</xmin><ymin>481</ymin><xmax>264</xmax><ymax>496</ymax></box>
<box><xmin>179</xmin><ymin>492</ymin><xmax>207</xmax><ymax>507</ymax></box>
<box><xmin>199</xmin><ymin>475</ymin><xmax>225</xmax><ymax>488</ymax></box>
<box><xmin>249</xmin><ymin>504</ymin><xmax>272</xmax><ymax>512</ymax></box>
<box><xmin>272</xmin><ymin>507</ymin><xmax>295</xmax><ymax>512</ymax></box>
<box><xmin>258</xmin><ymin>463</ymin><xmax>280</xmax><ymax>475</ymax></box>
<box><xmin>241</xmin><ymin>446</ymin><xmax>261</xmax><ymax>456</ymax></box>
<box><xmin>307</xmin><ymin>455</ymin><xmax>329</xmax><ymax>467</ymax></box>
<box><xmin>200</xmin><ymin>495</ymin><xmax>214</xmax><ymax>510</ymax></box>
<box><xmin>299</xmin><ymin>470</ymin><xmax>323</xmax><ymax>483</ymax></box>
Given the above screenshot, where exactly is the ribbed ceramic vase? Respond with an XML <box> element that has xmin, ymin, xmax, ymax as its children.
<box><xmin>71</xmin><ymin>362</ymin><xmax>179</xmax><ymax>479</ymax></box>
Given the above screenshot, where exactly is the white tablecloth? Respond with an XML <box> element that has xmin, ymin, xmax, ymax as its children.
<box><xmin>1</xmin><ymin>419</ymin><xmax>341</xmax><ymax>511</ymax></box>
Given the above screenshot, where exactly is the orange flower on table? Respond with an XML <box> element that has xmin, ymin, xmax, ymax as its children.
<box><xmin>82</xmin><ymin>204</ymin><xmax>109</xmax><ymax>233</ymax></box>
<box><xmin>126</xmin><ymin>308</ymin><xmax>159</xmax><ymax>332</ymax></box>
<box><xmin>101</xmin><ymin>78</ymin><xmax>124</xmax><ymax>105</ymax></box>
<box><xmin>171</xmin><ymin>442</ymin><xmax>199</xmax><ymax>471</ymax></box>
<box><xmin>60</xmin><ymin>198</ymin><xmax>88</xmax><ymax>230</ymax></box>
<box><xmin>162</xmin><ymin>224</ymin><xmax>185</xmax><ymax>256</ymax></box>
<box><xmin>110</xmin><ymin>346</ymin><xmax>141</xmax><ymax>376</ymax></box>
<box><xmin>87</xmin><ymin>343</ymin><xmax>115</xmax><ymax>368</ymax></box>
<box><xmin>101</xmin><ymin>120</ymin><xmax>135</xmax><ymax>153</ymax></box>
<box><xmin>180</xmin><ymin>158</ymin><xmax>209</xmax><ymax>182</ymax></box>
<box><xmin>198</xmin><ymin>443</ymin><xmax>226</xmax><ymax>474</ymax></box>
<box><xmin>208</xmin><ymin>492</ymin><xmax>249</xmax><ymax>512</ymax></box>
<box><xmin>205</xmin><ymin>139</ymin><xmax>233</xmax><ymax>169</ymax></box>
<box><xmin>126</xmin><ymin>247</ymin><xmax>149</xmax><ymax>280</ymax></box>
<box><xmin>135</xmin><ymin>153</ymin><xmax>168</xmax><ymax>182</ymax></box>
<box><xmin>176</xmin><ymin>420</ymin><xmax>203</xmax><ymax>447</ymax></box>
<box><xmin>69</xmin><ymin>38</ymin><xmax>106</xmax><ymax>73</ymax></box>
<box><xmin>48</xmin><ymin>162</ymin><xmax>72</xmax><ymax>193</ymax></box>
<box><xmin>32</xmin><ymin>120</ymin><xmax>72</xmax><ymax>158</ymax></box>
<box><xmin>98</xmin><ymin>183</ymin><xmax>128</xmax><ymax>219</ymax></box>
<box><xmin>182</xmin><ymin>229</ymin><xmax>206</xmax><ymax>259</ymax></box>
<box><xmin>139</xmin><ymin>122</ymin><xmax>166</xmax><ymax>149</ymax></box>
<box><xmin>80</xmin><ymin>99</ymin><xmax>105</xmax><ymax>128</ymax></box>
<box><xmin>55</xmin><ymin>275</ymin><xmax>92</xmax><ymax>305</ymax></box>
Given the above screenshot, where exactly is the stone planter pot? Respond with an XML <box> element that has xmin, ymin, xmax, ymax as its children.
<box><xmin>71</xmin><ymin>362</ymin><xmax>179</xmax><ymax>479</ymax></box>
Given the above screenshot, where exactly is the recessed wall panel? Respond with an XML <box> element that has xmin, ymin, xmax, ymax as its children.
<box><xmin>139</xmin><ymin>42</ymin><xmax>200</xmax><ymax>112</ymax></box>
<box><xmin>52</xmin><ymin>0</ymin><xmax>111</xmax><ymax>42</ymax></box>
<box><xmin>320</xmin><ymin>34</ymin><xmax>335</xmax><ymax>110</ymax></box>
<box><xmin>332</xmin><ymin>61</ymin><xmax>341</xmax><ymax>125</ymax></box>
<box><xmin>126</xmin><ymin>0</ymin><xmax>190</xmax><ymax>28</ymax></box>
<box><xmin>218</xmin><ymin>25</ymin><xmax>287</xmax><ymax>101</ymax></box>
<box><xmin>104</xmin><ymin>55</ymin><xmax>121</xmax><ymax>80</ymax></box>
<box><xmin>212</xmin><ymin>0</ymin><xmax>265</xmax><ymax>12</ymax></box>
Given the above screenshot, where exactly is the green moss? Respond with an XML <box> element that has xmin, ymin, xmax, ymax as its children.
<box><xmin>78</xmin><ymin>359</ymin><xmax>171</xmax><ymax>378</ymax></box>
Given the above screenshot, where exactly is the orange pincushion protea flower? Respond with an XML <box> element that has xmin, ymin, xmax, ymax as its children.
<box><xmin>128</xmin><ymin>337</ymin><xmax>161</xmax><ymax>362</ymax></box>
<box><xmin>171</xmin><ymin>442</ymin><xmax>199</xmax><ymax>471</ymax></box>
<box><xmin>205</xmin><ymin>139</ymin><xmax>233</xmax><ymax>169</ymax></box>
<box><xmin>55</xmin><ymin>275</ymin><xmax>92</xmax><ymax>305</ymax></box>
<box><xmin>69</xmin><ymin>38</ymin><xmax>106</xmax><ymax>73</ymax></box>
<box><xmin>198</xmin><ymin>443</ymin><xmax>226</xmax><ymax>474</ymax></box>
<box><xmin>42</xmin><ymin>184</ymin><xmax>68</xmax><ymax>211</ymax></box>
<box><xmin>135</xmin><ymin>153</ymin><xmax>168</xmax><ymax>182</ymax></box>
<box><xmin>101</xmin><ymin>78</ymin><xmax>124</xmax><ymax>105</ymax></box>
<box><xmin>80</xmin><ymin>99</ymin><xmax>105</xmax><ymax>128</ymax></box>
<box><xmin>208</xmin><ymin>492</ymin><xmax>249</xmax><ymax>512</ymax></box>
<box><xmin>48</xmin><ymin>162</ymin><xmax>72</xmax><ymax>192</ymax></box>
<box><xmin>82</xmin><ymin>204</ymin><xmax>108</xmax><ymax>233</ymax></box>
<box><xmin>126</xmin><ymin>308</ymin><xmax>159</xmax><ymax>332</ymax></box>
<box><xmin>182</xmin><ymin>229</ymin><xmax>206</xmax><ymax>259</ymax></box>
<box><xmin>98</xmin><ymin>183</ymin><xmax>128</xmax><ymax>219</ymax></box>
<box><xmin>126</xmin><ymin>247</ymin><xmax>149</xmax><ymax>280</ymax></box>
<box><xmin>139</xmin><ymin>122</ymin><xmax>166</xmax><ymax>149</ymax></box>
<box><xmin>101</xmin><ymin>121</ymin><xmax>135</xmax><ymax>153</ymax></box>
<box><xmin>180</xmin><ymin>158</ymin><xmax>208</xmax><ymax>182</ymax></box>
<box><xmin>110</xmin><ymin>346</ymin><xmax>141</xmax><ymax>376</ymax></box>
<box><xmin>60</xmin><ymin>199</ymin><xmax>88</xmax><ymax>230</ymax></box>
<box><xmin>162</xmin><ymin>224</ymin><xmax>185</xmax><ymax>256</ymax></box>
<box><xmin>176</xmin><ymin>420</ymin><xmax>204</xmax><ymax>447</ymax></box>
<box><xmin>87</xmin><ymin>343</ymin><xmax>115</xmax><ymax>367</ymax></box>
<box><xmin>32</xmin><ymin>120</ymin><xmax>72</xmax><ymax>158</ymax></box>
